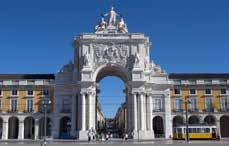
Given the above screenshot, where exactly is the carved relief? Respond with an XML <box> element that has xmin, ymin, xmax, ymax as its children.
<box><xmin>93</xmin><ymin>43</ymin><xmax>128</xmax><ymax>67</ymax></box>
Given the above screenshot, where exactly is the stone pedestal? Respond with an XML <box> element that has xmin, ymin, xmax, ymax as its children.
<box><xmin>133</xmin><ymin>130</ymin><xmax>154</xmax><ymax>140</ymax></box>
<box><xmin>76</xmin><ymin>130</ymin><xmax>88</xmax><ymax>140</ymax></box>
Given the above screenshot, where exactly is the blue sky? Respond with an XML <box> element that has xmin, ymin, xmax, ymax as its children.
<box><xmin>0</xmin><ymin>0</ymin><xmax>228</xmax><ymax>118</ymax></box>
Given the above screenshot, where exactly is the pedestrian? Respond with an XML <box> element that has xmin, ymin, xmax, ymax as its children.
<box><xmin>124</xmin><ymin>133</ymin><xmax>128</xmax><ymax>141</ymax></box>
<box><xmin>87</xmin><ymin>130</ymin><xmax>91</xmax><ymax>142</ymax></box>
<box><xmin>106</xmin><ymin>133</ymin><xmax>109</xmax><ymax>141</ymax></box>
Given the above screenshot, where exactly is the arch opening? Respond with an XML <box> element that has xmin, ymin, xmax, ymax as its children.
<box><xmin>24</xmin><ymin>117</ymin><xmax>35</xmax><ymax>139</ymax></box>
<box><xmin>153</xmin><ymin>116</ymin><xmax>164</xmax><ymax>138</ymax></box>
<box><xmin>8</xmin><ymin>117</ymin><xmax>19</xmax><ymax>139</ymax></box>
<box><xmin>96</xmin><ymin>71</ymin><xmax>126</xmax><ymax>138</ymax></box>
<box><xmin>59</xmin><ymin>116</ymin><xmax>71</xmax><ymax>139</ymax></box>
<box><xmin>220</xmin><ymin>115</ymin><xmax>229</xmax><ymax>137</ymax></box>
<box><xmin>188</xmin><ymin>115</ymin><xmax>200</xmax><ymax>125</ymax></box>
<box><xmin>204</xmin><ymin>115</ymin><xmax>216</xmax><ymax>125</ymax></box>
<box><xmin>39</xmin><ymin>117</ymin><xmax>52</xmax><ymax>139</ymax></box>
<box><xmin>173</xmin><ymin>116</ymin><xmax>184</xmax><ymax>127</ymax></box>
<box><xmin>94</xmin><ymin>64</ymin><xmax>129</xmax><ymax>83</ymax></box>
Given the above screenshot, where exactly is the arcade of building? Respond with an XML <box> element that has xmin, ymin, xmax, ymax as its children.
<box><xmin>0</xmin><ymin>8</ymin><xmax>228</xmax><ymax>140</ymax></box>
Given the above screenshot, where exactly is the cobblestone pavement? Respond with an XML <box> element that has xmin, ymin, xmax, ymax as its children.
<box><xmin>0</xmin><ymin>139</ymin><xmax>229</xmax><ymax>146</ymax></box>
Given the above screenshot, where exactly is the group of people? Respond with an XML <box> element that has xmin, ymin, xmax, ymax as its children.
<box><xmin>87</xmin><ymin>129</ymin><xmax>134</xmax><ymax>142</ymax></box>
<box><xmin>87</xmin><ymin>128</ymin><xmax>96</xmax><ymax>142</ymax></box>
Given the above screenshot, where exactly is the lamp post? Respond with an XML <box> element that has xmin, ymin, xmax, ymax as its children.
<box><xmin>185</xmin><ymin>96</ymin><xmax>190</xmax><ymax>143</ymax></box>
<box><xmin>42</xmin><ymin>96</ymin><xmax>51</xmax><ymax>146</ymax></box>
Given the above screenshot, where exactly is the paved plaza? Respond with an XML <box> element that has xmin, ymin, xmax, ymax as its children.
<box><xmin>0</xmin><ymin>140</ymin><xmax>229</xmax><ymax>146</ymax></box>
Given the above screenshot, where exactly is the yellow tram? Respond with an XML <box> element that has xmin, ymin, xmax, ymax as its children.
<box><xmin>173</xmin><ymin>125</ymin><xmax>218</xmax><ymax>140</ymax></box>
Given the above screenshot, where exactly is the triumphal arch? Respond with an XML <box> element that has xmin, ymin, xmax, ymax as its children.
<box><xmin>53</xmin><ymin>7</ymin><xmax>172</xmax><ymax>140</ymax></box>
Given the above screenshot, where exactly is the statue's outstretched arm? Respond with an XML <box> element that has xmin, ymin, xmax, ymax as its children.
<box><xmin>103</xmin><ymin>13</ymin><xmax>109</xmax><ymax>17</ymax></box>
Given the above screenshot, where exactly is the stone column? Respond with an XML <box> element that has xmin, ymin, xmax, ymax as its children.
<box><xmin>140</xmin><ymin>93</ymin><xmax>146</xmax><ymax>130</ymax></box>
<box><xmin>18</xmin><ymin>120</ymin><xmax>24</xmax><ymax>140</ymax></box>
<box><xmin>216</xmin><ymin>119</ymin><xmax>221</xmax><ymax>138</ymax></box>
<box><xmin>164</xmin><ymin>89</ymin><xmax>172</xmax><ymax>139</ymax></box>
<box><xmin>133</xmin><ymin>93</ymin><xmax>138</xmax><ymax>131</ymax></box>
<box><xmin>2</xmin><ymin>118</ymin><xmax>8</xmax><ymax>140</ymax></box>
<box><xmin>148</xmin><ymin>95</ymin><xmax>153</xmax><ymax>130</ymax></box>
<box><xmin>88</xmin><ymin>92</ymin><xmax>96</xmax><ymax>130</ymax></box>
<box><xmin>77</xmin><ymin>92</ymin><xmax>88</xmax><ymax>140</ymax></box>
<box><xmin>71</xmin><ymin>94</ymin><xmax>76</xmax><ymax>137</ymax></box>
<box><xmin>34</xmin><ymin>119</ymin><xmax>39</xmax><ymax>140</ymax></box>
<box><xmin>81</xmin><ymin>93</ymin><xmax>86</xmax><ymax>131</ymax></box>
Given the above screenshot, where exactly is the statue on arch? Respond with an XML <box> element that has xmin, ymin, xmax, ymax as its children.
<box><xmin>104</xmin><ymin>6</ymin><xmax>118</xmax><ymax>26</ymax></box>
<box><xmin>118</xmin><ymin>17</ymin><xmax>128</xmax><ymax>33</ymax></box>
<box><xmin>95</xmin><ymin>17</ymin><xmax>107</xmax><ymax>33</ymax></box>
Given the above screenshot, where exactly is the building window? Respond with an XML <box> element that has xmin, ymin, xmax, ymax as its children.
<box><xmin>174</xmin><ymin>89</ymin><xmax>181</xmax><ymax>95</ymax></box>
<box><xmin>10</xmin><ymin>99</ymin><xmax>17</xmax><ymax>112</ymax></box>
<box><xmin>189</xmin><ymin>80</ymin><xmax>196</xmax><ymax>85</ymax></box>
<box><xmin>26</xmin><ymin>99</ymin><xmax>33</xmax><ymax>112</ymax></box>
<box><xmin>221</xmin><ymin>89</ymin><xmax>227</xmax><ymax>95</ymax></box>
<box><xmin>174</xmin><ymin>80</ymin><xmax>181</xmax><ymax>85</ymax></box>
<box><xmin>62</xmin><ymin>98</ymin><xmax>71</xmax><ymax>112</ymax></box>
<box><xmin>190</xmin><ymin>89</ymin><xmax>196</xmax><ymax>95</ymax></box>
<box><xmin>174</xmin><ymin>98</ymin><xmax>182</xmax><ymax>111</ymax></box>
<box><xmin>41</xmin><ymin>90</ymin><xmax>49</xmax><ymax>96</ymax></box>
<box><xmin>205</xmin><ymin>80</ymin><xmax>212</xmax><ymax>85</ymax></box>
<box><xmin>221</xmin><ymin>97</ymin><xmax>229</xmax><ymax>111</ymax></box>
<box><xmin>205</xmin><ymin>98</ymin><xmax>213</xmax><ymax>112</ymax></box>
<box><xmin>189</xmin><ymin>98</ymin><xmax>196</xmax><ymax>111</ymax></box>
<box><xmin>11</xmin><ymin>90</ymin><xmax>18</xmax><ymax>96</ymax></box>
<box><xmin>27</xmin><ymin>90</ymin><xmax>34</xmax><ymax>96</ymax></box>
<box><xmin>153</xmin><ymin>98</ymin><xmax>162</xmax><ymax>112</ymax></box>
<box><xmin>220</xmin><ymin>80</ymin><xmax>227</xmax><ymax>85</ymax></box>
<box><xmin>205</xmin><ymin>89</ymin><xmax>212</xmax><ymax>95</ymax></box>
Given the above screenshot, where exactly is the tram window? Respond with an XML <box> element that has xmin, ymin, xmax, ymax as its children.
<box><xmin>184</xmin><ymin>128</ymin><xmax>186</xmax><ymax>133</ymax></box>
<box><xmin>188</xmin><ymin>128</ymin><xmax>192</xmax><ymax>133</ymax></box>
<box><xmin>201</xmin><ymin>128</ymin><xmax>205</xmax><ymax>133</ymax></box>
<box><xmin>178</xmin><ymin>128</ymin><xmax>182</xmax><ymax>133</ymax></box>
<box><xmin>204</xmin><ymin>128</ymin><xmax>210</xmax><ymax>133</ymax></box>
<box><xmin>193</xmin><ymin>128</ymin><xmax>197</xmax><ymax>133</ymax></box>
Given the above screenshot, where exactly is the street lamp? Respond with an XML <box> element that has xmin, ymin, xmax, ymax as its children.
<box><xmin>42</xmin><ymin>96</ymin><xmax>51</xmax><ymax>146</ymax></box>
<box><xmin>184</xmin><ymin>95</ymin><xmax>190</xmax><ymax>143</ymax></box>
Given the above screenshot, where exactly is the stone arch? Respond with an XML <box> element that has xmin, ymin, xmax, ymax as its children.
<box><xmin>153</xmin><ymin>116</ymin><xmax>164</xmax><ymax>138</ymax></box>
<box><xmin>92</xmin><ymin>63</ymin><xmax>129</xmax><ymax>133</ymax></box>
<box><xmin>59</xmin><ymin>116</ymin><xmax>71</xmax><ymax>139</ymax></box>
<box><xmin>220</xmin><ymin>115</ymin><xmax>229</xmax><ymax>137</ymax></box>
<box><xmin>24</xmin><ymin>117</ymin><xmax>35</xmax><ymax>139</ymax></box>
<box><xmin>8</xmin><ymin>116</ymin><xmax>19</xmax><ymax>139</ymax></box>
<box><xmin>173</xmin><ymin>115</ymin><xmax>184</xmax><ymax>127</ymax></box>
<box><xmin>39</xmin><ymin>117</ymin><xmax>52</xmax><ymax>139</ymax></box>
<box><xmin>188</xmin><ymin>115</ymin><xmax>200</xmax><ymax>125</ymax></box>
<box><xmin>204</xmin><ymin>115</ymin><xmax>216</xmax><ymax>125</ymax></box>
<box><xmin>93</xmin><ymin>63</ymin><xmax>129</xmax><ymax>83</ymax></box>
<box><xmin>0</xmin><ymin>117</ymin><xmax>3</xmax><ymax>139</ymax></box>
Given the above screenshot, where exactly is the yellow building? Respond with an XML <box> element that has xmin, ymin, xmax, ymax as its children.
<box><xmin>0</xmin><ymin>74</ymin><xmax>54</xmax><ymax>140</ymax></box>
<box><xmin>169</xmin><ymin>73</ymin><xmax>229</xmax><ymax>139</ymax></box>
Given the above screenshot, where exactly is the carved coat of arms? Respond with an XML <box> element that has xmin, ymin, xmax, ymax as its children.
<box><xmin>93</xmin><ymin>43</ymin><xmax>128</xmax><ymax>67</ymax></box>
